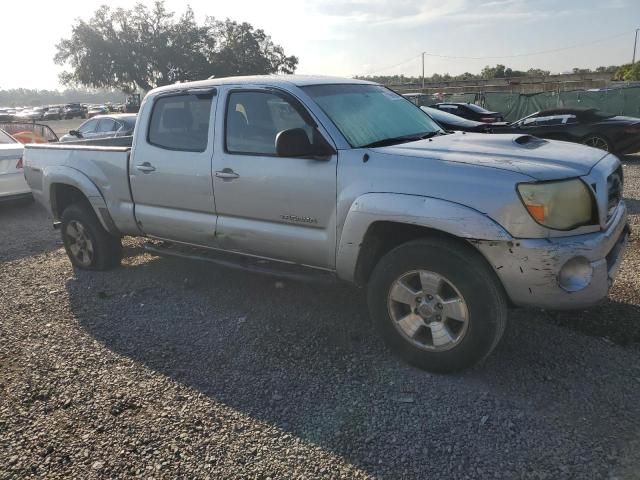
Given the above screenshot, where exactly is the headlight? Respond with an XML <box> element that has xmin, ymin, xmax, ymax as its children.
<box><xmin>517</xmin><ymin>178</ymin><xmax>596</xmax><ymax>230</ymax></box>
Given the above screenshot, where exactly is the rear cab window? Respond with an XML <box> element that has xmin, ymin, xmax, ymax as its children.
<box><xmin>464</xmin><ymin>103</ymin><xmax>493</xmax><ymax>114</ymax></box>
<box><xmin>148</xmin><ymin>92</ymin><xmax>214</xmax><ymax>152</ymax></box>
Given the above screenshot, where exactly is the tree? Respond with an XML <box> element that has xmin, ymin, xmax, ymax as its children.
<box><xmin>480</xmin><ymin>64</ymin><xmax>507</xmax><ymax>79</ymax></box>
<box><xmin>614</xmin><ymin>63</ymin><xmax>640</xmax><ymax>81</ymax></box>
<box><xmin>54</xmin><ymin>1</ymin><xmax>298</xmax><ymax>93</ymax></box>
<box><xmin>526</xmin><ymin>68</ymin><xmax>551</xmax><ymax>76</ymax></box>
<box><xmin>596</xmin><ymin>65</ymin><xmax>619</xmax><ymax>73</ymax></box>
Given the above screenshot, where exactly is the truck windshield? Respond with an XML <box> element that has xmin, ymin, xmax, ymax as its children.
<box><xmin>303</xmin><ymin>84</ymin><xmax>443</xmax><ymax>148</ymax></box>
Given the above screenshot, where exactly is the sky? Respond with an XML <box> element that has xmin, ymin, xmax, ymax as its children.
<box><xmin>1</xmin><ymin>0</ymin><xmax>639</xmax><ymax>90</ymax></box>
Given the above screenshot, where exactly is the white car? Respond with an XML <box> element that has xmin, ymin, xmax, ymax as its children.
<box><xmin>0</xmin><ymin>128</ymin><xmax>30</xmax><ymax>202</ymax></box>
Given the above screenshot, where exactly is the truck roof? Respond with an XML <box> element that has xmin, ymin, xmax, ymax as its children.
<box><xmin>150</xmin><ymin>75</ymin><xmax>377</xmax><ymax>95</ymax></box>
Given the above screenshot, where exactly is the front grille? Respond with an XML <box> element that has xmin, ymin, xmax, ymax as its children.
<box><xmin>606</xmin><ymin>165</ymin><xmax>623</xmax><ymax>222</ymax></box>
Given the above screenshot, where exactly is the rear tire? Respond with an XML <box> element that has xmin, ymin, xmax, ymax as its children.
<box><xmin>61</xmin><ymin>202</ymin><xmax>122</xmax><ymax>270</ymax></box>
<box><xmin>367</xmin><ymin>238</ymin><xmax>507</xmax><ymax>373</ymax></box>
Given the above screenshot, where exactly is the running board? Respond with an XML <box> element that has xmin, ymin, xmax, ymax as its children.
<box><xmin>143</xmin><ymin>242</ymin><xmax>337</xmax><ymax>285</ymax></box>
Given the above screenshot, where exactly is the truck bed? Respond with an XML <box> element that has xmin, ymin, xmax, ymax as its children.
<box><xmin>61</xmin><ymin>136</ymin><xmax>134</xmax><ymax>148</ymax></box>
<box><xmin>23</xmin><ymin>139</ymin><xmax>137</xmax><ymax>234</ymax></box>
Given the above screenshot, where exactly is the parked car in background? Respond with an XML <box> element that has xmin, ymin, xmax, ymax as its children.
<box><xmin>44</xmin><ymin>106</ymin><xmax>64</xmax><ymax>120</ymax></box>
<box><xmin>403</xmin><ymin>93</ymin><xmax>431</xmax><ymax>106</ymax></box>
<box><xmin>64</xmin><ymin>103</ymin><xmax>87</xmax><ymax>119</ymax></box>
<box><xmin>510</xmin><ymin>108</ymin><xmax>640</xmax><ymax>154</ymax></box>
<box><xmin>421</xmin><ymin>106</ymin><xmax>514</xmax><ymax>133</ymax></box>
<box><xmin>0</xmin><ymin>128</ymin><xmax>30</xmax><ymax>202</ymax></box>
<box><xmin>0</xmin><ymin>122</ymin><xmax>59</xmax><ymax>144</ymax></box>
<box><xmin>59</xmin><ymin>114</ymin><xmax>136</xmax><ymax>142</ymax></box>
<box><xmin>87</xmin><ymin>105</ymin><xmax>109</xmax><ymax>118</ymax></box>
<box><xmin>16</xmin><ymin>107</ymin><xmax>48</xmax><ymax>121</ymax></box>
<box><xmin>430</xmin><ymin>102</ymin><xmax>504</xmax><ymax>123</ymax></box>
<box><xmin>0</xmin><ymin>108</ymin><xmax>14</xmax><ymax>121</ymax></box>
<box><xmin>23</xmin><ymin>76</ymin><xmax>629</xmax><ymax>373</ymax></box>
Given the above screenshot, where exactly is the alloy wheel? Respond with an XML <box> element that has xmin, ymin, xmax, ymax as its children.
<box><xmin>387</xmin><ymin>270</ymin><xmax>469</xmax><ymax>351</ymax></box>
<box><xmin>66</xmin><ymin>220</ymin><xmax>94</xmax><ymax>267</ymax></box>
<box><xmin>583</xmin><ymin>136</ymin><xmax>609</xmax><ymax>151</ymax></box>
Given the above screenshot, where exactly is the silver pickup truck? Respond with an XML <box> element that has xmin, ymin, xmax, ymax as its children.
<box><xmin>24</xmin><ymin>76</ymin><xmax>630</xmax><ymax>372</ymax></box>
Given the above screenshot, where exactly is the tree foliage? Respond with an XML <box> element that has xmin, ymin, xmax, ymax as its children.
<box><xmin>0</xmin><ymin>88</ymin><xmax>125</xmax><ymax>107</ymax></box>
<box><xmin>54</xmin><ymin>1</ymin><xmax>298</xmax><ymax>93</ymax></box>
<box><xmin>614</xmin><ymin>63</ymin><xmax>640</xmax><ymax>81</ymax></box>
<box><xmin>356</xmin><ymin>63</ymin><xmax>632</xmax><ymax>85</ymax></box>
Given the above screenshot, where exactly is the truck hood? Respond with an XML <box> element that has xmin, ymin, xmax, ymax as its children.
<box><xmin>375</xmin><ymin>132</ymin><xmax>608</xmax><ymax>180</ymax></box>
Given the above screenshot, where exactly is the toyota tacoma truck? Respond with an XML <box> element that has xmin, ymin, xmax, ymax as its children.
<box><xmin>23</xmin><ymin>76</ymin><xmax>630</xmax><ymax>372</ymax></box>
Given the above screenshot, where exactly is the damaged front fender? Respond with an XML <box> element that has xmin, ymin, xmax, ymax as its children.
<box><xmin>336</xmin><ymin>193</ymin><xmax>512</xmax><ymax>282</ymax></box>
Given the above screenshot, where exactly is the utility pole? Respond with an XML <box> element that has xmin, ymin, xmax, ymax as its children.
<box><xmin>634</xmin><ymin>28</ymin><xmax>639</xmax><ymax>64</ymax></box>
<box><xmin>422</xmin><ymin>52</ymin><xmax>425</xmax><ymax>90</ymax></box>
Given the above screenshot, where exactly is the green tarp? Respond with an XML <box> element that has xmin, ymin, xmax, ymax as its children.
<box><xmin>482</xmin><ymin>87</ymin><xmax>640</xmax><ymax>122</ymax></box>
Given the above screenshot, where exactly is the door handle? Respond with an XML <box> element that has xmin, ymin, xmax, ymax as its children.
<box><xmin>135</xmin><ymin>162</ymin><xmax>156</xmax><ymax>173</ymax></box>
<box><xmin>215</xmin><ymin>168</ymin><xmax>240</xmax><ymax>180</ymax></box>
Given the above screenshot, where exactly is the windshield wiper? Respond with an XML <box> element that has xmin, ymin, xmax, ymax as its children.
<box><xmin>361</xmin><ymin>131</ymin><xmax>445</xmax><ymax>148</ymax></box>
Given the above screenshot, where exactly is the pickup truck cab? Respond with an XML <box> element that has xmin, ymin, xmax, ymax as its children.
<box><xmin>24</xmin><ymin>76</ymin><xmax>630</xmax><ymax>372</ymax></box>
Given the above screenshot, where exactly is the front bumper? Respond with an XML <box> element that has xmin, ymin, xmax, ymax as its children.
<box><xmin>475</xmin><ymin>202</ymin><xmax>630</xmax><ymax>310</ymax></box>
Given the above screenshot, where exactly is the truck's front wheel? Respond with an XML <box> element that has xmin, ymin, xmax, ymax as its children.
<box><xmin>367</xmin><ymin>238</ymin><xmax>507</xmax><ymax>373</ymax></box>
<box><xmin>61</xmin><ymin>202</ymin><xmax>122</xmax><ymax>270</ymax></box>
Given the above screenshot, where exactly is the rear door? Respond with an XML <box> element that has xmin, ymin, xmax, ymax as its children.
<box><xmin>210</xmin><ymin>86</ymin><xmax>337</xmax><ymax>269</ymax></box>
<box><xmin>129</xmin><ymin>88</ymin><xmax>218</xmax><ymax>245</ymax></box>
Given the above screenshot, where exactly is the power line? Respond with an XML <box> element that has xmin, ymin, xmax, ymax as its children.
<box><xmin>364</xmin><ymin>29</ymin><xmax>634</xmax><ymax>75</ymax></box>
<box><xmin>422</xmin><ymin>30</ymin><xmax>633</xmax><ymax>60</ymax></box>
<box><xmin>364</xmin><ymin>54</ymin><xmax>421</xmax><ymax>75</ymax></box>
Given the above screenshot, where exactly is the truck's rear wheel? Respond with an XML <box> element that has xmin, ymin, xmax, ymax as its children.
<box><xmin>61</xmin><ymin>202</ymin><xmax>122</xmax><ymax>270</ymax></box>
<box><xmin>367</xmin><ymin>238</ymin><xmax>507</xmax><ymax>373</ymax></box>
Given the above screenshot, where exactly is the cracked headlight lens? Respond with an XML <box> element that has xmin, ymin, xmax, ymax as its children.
<box><xmin>517</xmin><ymin>179</ymin><xmax>596</xmax><ymax>230</ymax></box>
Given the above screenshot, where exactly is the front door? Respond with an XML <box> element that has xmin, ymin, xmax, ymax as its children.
<box><xmin>211</xmin><ymin>87</ymin><xmax>337</xmax><ymax>269</ymax></box>
<box><xmin>129</xmin><ymin>89</ymin><xmax>218</xmax><ymax>245</ymax></box>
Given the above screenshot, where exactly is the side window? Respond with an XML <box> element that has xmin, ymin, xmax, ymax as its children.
<box><xmin>78</xmin><ymin>119</ymin><xmax>98</xmax><ymax>134</ymax></box>
<box><xmin>148</xmin><ymin>94</ymin><xmax>213</xmax><ymax>152</ymax></box>
<box><xmin>440</xmin><ymin>105</ymin><xmax>460</xmax><ymax>116</ymax></box>
<box><xmin>225</xmin><ymin>91</ymin><xmax>312</xmax><ymax>155</ymax></box>
<box><xmin>96</xmin><ymin>118</ymin><xmax>117</xmax><ymax>133</ymax></box>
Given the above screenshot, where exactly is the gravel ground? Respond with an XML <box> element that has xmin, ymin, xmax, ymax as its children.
<box><xmin>1</xmin><ymin>159</ymin><xmax>639</xmax><ymax>479</ymax></box>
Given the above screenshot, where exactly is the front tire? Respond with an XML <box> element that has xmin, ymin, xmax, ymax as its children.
<box><xmin>367</xmin><ymin>238</ymin><xmax>507</xmax><ymax>373</ymax></box>
<box><xmin>61</xmin><ymin>202</ymin><xmax>122</xmax><ymax>270</ymax></box>
<box><xmin>582</xmin><ymin>134</ymin><xmax>611</xmax><ymax>152</ymax></box>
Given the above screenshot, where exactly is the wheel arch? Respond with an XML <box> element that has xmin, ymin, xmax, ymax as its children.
<box><xmin>45</xmin><ymin>168</ymin><xmax>120</xmax><ymax>235</ymax></box>
<box><xmin>336</xmin><ymin>193</ymin><xmax>513</xmax><ymax>286</ymax></box>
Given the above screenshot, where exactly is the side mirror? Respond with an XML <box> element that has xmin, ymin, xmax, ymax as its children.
<box><xmin>69</xmin><ymin>130</ymin><xmax>82</xmax><ymax>137</ymax></box>
<box><xmin>275</xmin><ymin>128</ymin><xmax>314</xmax><ymax>157</ymax></box>
<box><xmin>275</xmin><ymin>128</ymin><xmax>334</xmax><ymax>159</ymax></box>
